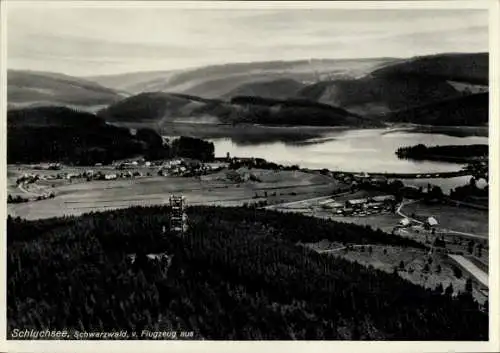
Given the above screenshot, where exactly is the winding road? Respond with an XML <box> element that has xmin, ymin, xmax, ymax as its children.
<box><xmin>448</xmin><ymin>254</ymin><xmax>489</xmax><ymax>288</ymax></box>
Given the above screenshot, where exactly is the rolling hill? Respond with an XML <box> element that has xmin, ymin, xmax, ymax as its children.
<box><xmin>88</xmin><ymin>58</ymin><xmax>400</xmax><ymax>97</ymax></box>
<box><xmin>7</xmin><ymin>70</ymin><xmax>127</xmax><ymax>111</ymax></box>
<box><xmin>297</xmin><ymin>75</ymin><xmax>461</xmax><ymax>116</ymax></box>
<box><xmin>296</xmin><ymin>52</ymin><xmax>488</xmax><ymax>119</ymax></box>
<box><xmin>221</xmin><ymin>78</ymin><xmax>306</xmax><ymax>100</ymax></box>
<box><xmin>87</xmin><ymin>70</ymin><xmax>177</xmax><ymax>94</ymax></box>
<box><xmin>8</xmin><ymin>53</ymin><xmax>488</xmax><ymax>128</ymax></box>
<box><xmin>370</xmin><ymin>52</ymin><xmax>488</xmax><ymax>85</ymax></box>
<box><xmin>98</xmin><ymin>91</ymin><xmax>380</xmax><ymax>128</ymax></box>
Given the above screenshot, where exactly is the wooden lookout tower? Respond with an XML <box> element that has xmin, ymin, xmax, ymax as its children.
<box><xmin>169</xmin><ymin>195</ymin><xmax>187</xmax><ymax>236</ymax></box>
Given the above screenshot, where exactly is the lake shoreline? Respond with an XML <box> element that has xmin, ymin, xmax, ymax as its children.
<box><xmin>113</xmin><ymin>121</ymin><xmax>489</xmax><ymax>142</ymax></box>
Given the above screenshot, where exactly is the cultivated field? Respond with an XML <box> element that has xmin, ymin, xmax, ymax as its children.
<box><xmin>401</xmin><ymin>201</ymin><xmax>488</xmax><ymax>237</ymax></box>
<box><xmin>7</xmin><ymin>165</ymin><xmax>344</xmax><ymax>220</ymax></box>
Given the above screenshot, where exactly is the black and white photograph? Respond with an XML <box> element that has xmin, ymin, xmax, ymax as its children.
<box><xmin>1</xmin><ymin>0</ymin><xmax>498</xmax><ymax>350</ymax></box>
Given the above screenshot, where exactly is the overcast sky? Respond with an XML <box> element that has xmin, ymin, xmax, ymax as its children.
<box><xmin>6</xmin><ymin>4</ymin><xmax>489</xmax><ymax>76</ymax></box>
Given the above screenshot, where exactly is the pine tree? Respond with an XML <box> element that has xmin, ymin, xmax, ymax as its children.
<box><xmin>465</xmin><ymin>278</ymin><xmax>473</xmax><ymax>293</ymax></box>
<box><xmin>445</xmin><ymin>283</ymin><xmax>454</xmax><ymax>296</ymax></box>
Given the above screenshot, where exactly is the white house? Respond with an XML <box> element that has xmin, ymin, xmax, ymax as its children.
<box><xmin>399</xmin><ymin>218</ymin><xmax>411</xmax><ymax>227</ymax></box>
<box><xmin>426</xmin><ymin>216</ymin><xmax>438</xmax><ymax>227</ymax></box>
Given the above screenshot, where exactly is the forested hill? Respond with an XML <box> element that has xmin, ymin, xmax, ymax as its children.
<box><xmin>7</xmin><ymin>106</ymin><xmax>106</xmax><ymax>128</ymax></box>
<box><xmin>98</xmin><ymin>91</ymin><xmax>381</xmax><ymax>127</ymax></box>
<box><xmin>7</xmin><ymin>106</ymin><xmax>171</xmax><ymax>164</ymax></box>
<box><xmin>7</xmin><ymin>206</ymin><xmax>487</xmax><ymax>340</ymax></box>
<box><xmin>385</xmin><ymin>92</ymin><xmax>488</xmax><ymax>126</ymax></box>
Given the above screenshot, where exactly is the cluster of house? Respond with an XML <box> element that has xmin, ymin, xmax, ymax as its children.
<box><xmin>115</xmin><ymin>159</ymin><xmax>153</xmax><ymax>170</ymax></box>
<box><xmin>398</xmin><ymin>216</ymin><xmax>438</xmax><ymax>230</ymax></box>
<box><xmin>38</xmin><ymin>169</ymin><xmax>144</xmax><ymax>182</ymax></box>
<box><xmin>343</xmin><ymin>194</ymin><xmax>396</xmax><ymax>215</ymax></box>
<box><xmin>16</xmin><ymin>173</ymin><xmax>40</xmax><ymax>185</ymax></box>
<box><xmin>158</xmin><ymin>159</ymin><xmax>226</xmax><ymax>177</ymax></box>
<box><xmin>31</xmin><ymin>163</ymin><xmax>62</xmax><ymax>171</ymax></box>
<box><xmin>331</xmin><ymin>172</ymin><xmax>388</xmax><ymax>187</ymax></box>
<box><xmin>320</xmin><ymin>194</ymin><xmax>396</xmax><ymax>215</ymax></box>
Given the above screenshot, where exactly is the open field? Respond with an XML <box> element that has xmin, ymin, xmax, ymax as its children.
<box><xmin>308</xmin><ymin>243</ymin><xmax>488</xmax><ymax>304</ymax></box>
<box><xmin>7</xmin><ymin>165</ymin><xmax>344</xmax><ymax>220</ymax></box>
<box><xmin>327</xmin><ymin>214</ymin><xmax>402</xmax><ymax>234</ymax></box>
<box><xmin>401</xmin><ymin>201</ymin><xmax>488</xmax><ymax>237</ymax></box>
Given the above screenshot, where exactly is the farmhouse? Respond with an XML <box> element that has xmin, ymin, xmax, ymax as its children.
<box><xmin>399</xmin><ymin>218</ymin><xmax>411</xmax><ymax>227</ymax></box>
<box><xmin>369</xmin><ymin>176</ymin><xmax>388</xmax><ymax>186</ymax></box>
<box><xmin>345</xmin><ymin>198</ymin><xmax>368</xmax><ymax>209</ymax></box>
<box><xmin>48</xmin><ymin>163</ymin><xmax>61</xmax><ymax>170</ymax></box>
<box><xmin>342</xmin><ymin>208</ymin><xmax>355</xmax><ymax>215</ymax></box>
<box><xmin>366</xmin><ymin>202</ymin><xmax>383</xmax><ymax>210</ymax></box>
<box><xmin>371</xmin><ymin>195</ymin><xmax>396</xmax><ymax>204</ymax></box>
<box><xmin>425</xmin><ymin>216</ymin><xmax>438</xmax><ymax>228</ymax></box>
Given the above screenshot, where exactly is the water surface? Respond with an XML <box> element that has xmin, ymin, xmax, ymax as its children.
<box><xmin>211</xmin><ymin>128</ymin><xmax>487</xmax><ymax>174</ymax></box>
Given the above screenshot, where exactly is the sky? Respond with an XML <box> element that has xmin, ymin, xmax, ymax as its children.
<box><xmin>6</xmin><ymin>3</ymin><xmax>489</xmax><ymax>77</ymax></box>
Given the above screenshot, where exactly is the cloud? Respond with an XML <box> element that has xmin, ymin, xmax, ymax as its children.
<box><xmin>6</xmin><ymin>7</ymin><xmax>488</xmax><ymax>76</ymax></box>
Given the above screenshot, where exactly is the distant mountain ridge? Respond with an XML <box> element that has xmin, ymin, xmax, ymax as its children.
<box><xmin>7</xmin><ymin>70</ymin><xmax>126</xmax><ymax>111</ymax></box>
<box><xmin>8</xmin><ymin>52</ymin><xmax>489</xmax><ymax>127</ymax></box>
<box><xmin>88</xmin><ymin>57</ymin><xmax>399</xmax><ymax>97</ymax></box>
<box><xmin>370</xmin><ymin>52</ymin><xmax>488</xmax><ymax>85</ymax></box>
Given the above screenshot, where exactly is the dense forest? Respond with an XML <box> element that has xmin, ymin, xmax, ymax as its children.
<box><xmin>7</xmin><ymin>206</ymin><xmax>487</xmax><ymax>340</ymax></box>
<box><xmin>170</xmin><ymin>136</ymin><xmax>215</xmax><ymax>161</ymax></box>
<box><xmin>386</xmin><ymin>92</ymin><xmax>488</xmax><ymax>126</ymax></box>
<box><xmin>396</xmin><ymin>144</ymin><xmax>488</xmax><ymax>162</ymax></box>
<box><xmin>7</xmin><ymin>106</ymin><xmax>215</xmax><ymax>164</ymax></box>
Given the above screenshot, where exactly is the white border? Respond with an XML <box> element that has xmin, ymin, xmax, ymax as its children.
<box><xmin>1</xmin><ymin>1</ymin><xmax>499</xmax><ymax>352</ymax></box>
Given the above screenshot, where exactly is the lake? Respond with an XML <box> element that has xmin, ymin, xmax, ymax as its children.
<box><xmin>208</xmin><ymin>128</ymin><xmax>488</xmax><ymax>193</ymax></box>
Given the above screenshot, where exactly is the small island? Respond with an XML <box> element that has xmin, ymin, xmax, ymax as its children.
<box><xmin>396</xmin><ymin>144</ymin><xmax>488</xmax><ymax>163</ymax></box>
